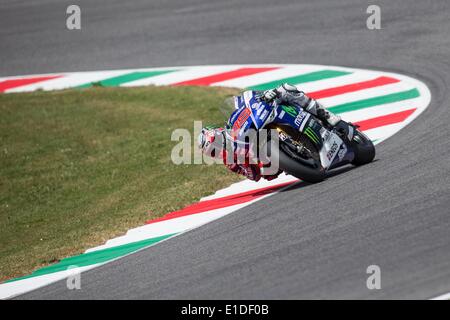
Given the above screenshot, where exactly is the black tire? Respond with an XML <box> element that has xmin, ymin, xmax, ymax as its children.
<box><xmin>351</xmin><ymin>130</ymin><xmax>376</xmax><ymax>166</ymax></box>
<box><xmin>270</xmin><ymin>142</ymin><xmax>326</xmax><ymax>183</ymax></box>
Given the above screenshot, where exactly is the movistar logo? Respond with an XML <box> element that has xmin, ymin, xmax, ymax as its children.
<box><xmin>304</xmin><ymin>127</ymin><xmax>320</xmax><ymax>144</ymax></box>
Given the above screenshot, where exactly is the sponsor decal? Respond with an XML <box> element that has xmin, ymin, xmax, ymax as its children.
<box><xmin>280</xmin><ymin>105</ymin><xmax>298</xmax><ymax>117</ymax></box>
<box><xmin>294</xmin><ymin>112</ymin><xmax>307</xmax><ymax>127</ymax></box>
<box><xmin>327</xmin><ymin>141</ymin><xmax>339</xmax><ymax>160</ymax></box>
<box><xmin>233</xmin><ymin>108</ymin><xmax>251</xmax><ymax>130</ymax></box>
<box><xmin>259</xmin><ymin>110</ymin><xmax>268</xmax><ymax>120</ymax></box>
<box><xmin>304</xmin><ymin>127</ymin><xmax>320</xmax><ymax>144</ymax></box>
<box><xmin>279</xmin><ymin>131</ymin><xmax>289</xmax><ymax>141</ymax></box>
<box><xmin>256</xmin><ymin>108</ymin><xmax>262</xmax><ymax>116</ymax></box>
<box><xmin>228</xmin><ymin>108</ymin><xmax>241</xmax><ymax>126</ymax></box>
<box><xmin>251</xmin><ymin>102</ymin><xmax>260</xmax><ymax>109</ymax></box>
<box><xmin>337</xmin><ymin>146</ymin><xmax>347</xmax><ymax>160</ymax></box>
<box><xmin>256</xmin><ymin>104</ymin><xmax>266</xmax><ymax>117</ymax></box>
<box><xmin>231</xmin><ymin>108</ymin><xmax>251</xmax><ymax>139</ymax></box>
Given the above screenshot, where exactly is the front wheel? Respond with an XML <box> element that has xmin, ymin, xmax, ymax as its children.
<box><xmin>351</xmin><ymin>130</ymin><xmax>376</xmax><ymax>166</ymax></box>
<box><xmin>270</xmin><ymin>142</ymin><xmax>326</xmax><ymax>183</ymax></box>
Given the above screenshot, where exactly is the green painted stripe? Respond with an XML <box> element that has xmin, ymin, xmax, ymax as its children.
<box><xmin>77</xmin><ymin>70</ymin><xmax>178</xmax><ymax>88</ymax></box>
<box><xmin>328</xmin><ymin>88</ymin><xmax>420</xmax><ymax>114</ymax></box>
<box><xmin>248</xmin><ymin>70</ymin><xmax>351</xmax><ymax>91</ymax></box>
<box><xmin>7</xmin><ymin>233</ymin><xmax>176</xmax><ymax>283</ymax></box>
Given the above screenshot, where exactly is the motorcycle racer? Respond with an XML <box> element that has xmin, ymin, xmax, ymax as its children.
<box><xmin>198</xmin><ymin>83</ymin><xmax>342</xmax><ymax>181</ymax></box>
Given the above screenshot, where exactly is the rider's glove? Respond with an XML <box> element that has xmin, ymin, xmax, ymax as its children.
<box><xmin>227</xmin><ymin>164</ymin><xmax>261</xmax><ymax>181</ymax></box>
<box><xmin>263</xmin><ymin>89</ymin><xmax>278</xmax><ymax>102</ymax></box>
<box><xmin>262</xmin><ymin>169</ymin><xmax>283</xmax><ymax>181</ymax></box>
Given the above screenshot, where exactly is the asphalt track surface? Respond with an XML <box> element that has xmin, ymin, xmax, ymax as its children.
<box><xmin>2</xmin><ymin>0</ymin><xmax>450</xmax><ymax>299</ymax></box>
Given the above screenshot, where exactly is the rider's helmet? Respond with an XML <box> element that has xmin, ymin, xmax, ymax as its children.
<box><xmin>197</xmin><ymin>126</ymin><xmax>226</xmax><ymax>159</ymax></box>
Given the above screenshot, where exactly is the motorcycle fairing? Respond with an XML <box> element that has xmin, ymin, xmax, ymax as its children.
<box><xmin>242</xmin><ymin>90</ymin><xmax>275</xmax><ymax>130</ymax></box>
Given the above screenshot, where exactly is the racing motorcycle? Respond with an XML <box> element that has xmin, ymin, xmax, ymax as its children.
<box><xmin>224</xmin><ymin>90</ymin><xmax>375</xmax><ymax>183</ymax></box>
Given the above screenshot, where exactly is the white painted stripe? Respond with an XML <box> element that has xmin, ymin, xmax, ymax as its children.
<box><xmin>201</xmin><ymin>173</ymin><xmax>297</xmax><ymax>200</ymax></box>
<box><xmin>362</xmin><ymin>122</ymin><xmax>404</xmax><ymax>142</ymax></box>
<box><xmin>430</xmin><ymin>292</ymin><xmax>450</xmax><ymax>300</ymax></box>
<box><xmin>0</xmin><ymin>264</ymin><xmax>103</xmax><ymax>300</ymax></box>
<box><xmin>318</xmin><ymin>82</ymin><xmax>416</xmax><ymax>108</ymax></box>
<box><xmin>0</xmin><ymin>72</ymin><xmax>63</xmax><ymax>82</ymax></box>
<box><xmin>88</xmin><ymin>174</ymin><xmax>299</xmax><ymax>251</ymax></box>
<box><xmin>213</xmin><ymin>65</ymin><xmax>320</xmax><ymax>88</ymax></box>
<box><xmin>6</xmin><ymin>71</ymin><xmax>126</xmax><ymax>93</ymax></box>
<box><xmin>299</xmin><ymin>71</ymin><xmax>381</xmax><ymax>93</ymax></box>
<box><xmin>0</xmin><ymin>231</ymin><xmax>181</xmax><ymax>300</ymax></box>
<box><xmin>122</xmin><ymin>65</ymin><xmax>239</xmax><ymax>87</ymax></box>
<box><xmin>88</xmin><ymin>201</ymin><xmax>258</xmax><ymax>252</ymax></box>
<box><xmin>339</xmin><ymin>98</ymin><xmax>422</xmax><ymax>123</ymax></box>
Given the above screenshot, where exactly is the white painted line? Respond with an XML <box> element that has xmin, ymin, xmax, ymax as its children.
<box><xmin>5</xmin><ymin>71</ymin><xmax>127</xmax><ymax>93</ymax></box>
<box><xmin>362</xmin><ymin>122</ymin><xmax>404</xmax><ymax>142</ymax></box>
<box><xmin>122</xmin><ymin>65</ymin><xmax>237</xmax><ymax>87</ymax></box>
<box><xmin>213</xmin><ymin>65</ymin><xmax>319</xmax><ymax>88</ymax></box>
<box><xmin>299</xmin><ymin>71</ymin><xmax>380</xmax><ymax>94</ymax></box>
<box><xmin>201</xmin><ymin>173</ymin><xmax>297</xmax><ymax>200</ymax></box>
<box><xmin>338</xmin><ymin>98</ymin><xmax>422</xmax><ymax>123</ymax></box>
<box><xmin>318</xmin><ymin>82</ymin><xmax>415</xmax><ymax>108</ymax></box>
<box><xmin>87</xmin><ymin>201</ymin><xmax>257</xmax><ymax>252</ymax></box>
<box><xmin>430</xmin><ymin>292</ymin><xmax>450</xmax><ymax>300</ymax></box>
<box><xmin>0</xmin><ymin>264</ymin><xmax>102</xmax><ymax>300</ymax></box>
<box><xmin>0</xmin><ymin>231</ymin><xmax>182</xmax><ymax>300</ymax></box>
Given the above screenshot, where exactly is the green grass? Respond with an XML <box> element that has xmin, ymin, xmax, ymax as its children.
<box><xmin>0</xmin><ymin>85</ymin><xmax>243</xmax><ymax>281</ymax></box>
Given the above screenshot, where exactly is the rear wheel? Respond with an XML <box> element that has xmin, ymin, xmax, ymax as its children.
<box><xmin>351</xmin><ymin>130</ymin><xmax>375</xmax><ymax>166</ymax></box>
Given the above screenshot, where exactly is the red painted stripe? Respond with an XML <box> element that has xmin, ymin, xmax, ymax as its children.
<box><xmin>0</xmin><ymin>75</ymin><xmax>62</xmax><ymax>92</ymax></box>
<box><xmin>355</xmin><ymin>108</ymin><xmax>416</xmax><ymax>131</ymax></box>
<box><xmin>308</xmin><ymin>76</ymin><xmax>399</xmax><ymax>99</ymax></box>
<box><xmin>145</xmin><ymin>181</ymin><xmax>296</xmax><ymax>224</ymax></box>
<box><xmin>173</xmin><ymin>67</ymin><xmax>279</xmax><ymax>86</ymax></box>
